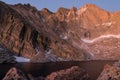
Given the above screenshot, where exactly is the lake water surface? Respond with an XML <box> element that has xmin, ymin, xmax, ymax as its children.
<box><xmin>0</xmin><ymin>60</ymin><xmax>118</xmax><ymax>80</ymax></box>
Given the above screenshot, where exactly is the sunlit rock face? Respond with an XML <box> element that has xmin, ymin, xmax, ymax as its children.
<box><xmin>0</xmin><ymin>1</ymin><xmax>120</xmax><ymax>62</ymax></box>
<box><xmin>0</xmin><ymin>1</ymin><xmax>85</xmax><ymax>62</ymax></box>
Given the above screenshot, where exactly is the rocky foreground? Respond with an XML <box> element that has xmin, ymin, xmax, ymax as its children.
<box><xmin>0</xmin><ymin>1</ymin><xmax>120</xmax><ymax>62</ymax></box>
<box><xmin>2</xmin><ymin>66</ymin><xmax>89</xmax><ymax>80</ymax></box>
<box><xmin>2</xmin><ymin>61</ymin><xmax>120</xmax><ymax>80</ymax></box>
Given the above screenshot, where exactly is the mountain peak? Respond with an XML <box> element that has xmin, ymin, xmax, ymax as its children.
<box><xmin>41</xmin><ymin>8</ymin><xmax>53</xmax><ymax>14</ymax></box>
<box><xmin>70</xmin><ymin>7</ymin><xmax>77</xmax><ymax>11</ymax></box>
<box><xmin>83</xmin><ymin>4</ymin><xmax>97</xmax><ymax>8</ymax></box>
<box><xmin>56</xmin><ymin>7</ymin><xmax>69</xmax><ymax>13</ymax></box>
<box><xmin>78</xmin><ymin>4</ymin><xmax>100</xmax><ymax>11</ymax></box>
<box><xmin>56</xmin><ymin>7</ymin><xmax>70</xmax><ymax>16</ymax></box>
<box><xmin>77</xmin><ymin>4</ymin><xmax>107</xmax><ymax>16</ymax></box>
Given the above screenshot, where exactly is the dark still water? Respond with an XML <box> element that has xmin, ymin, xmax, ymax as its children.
<box><xmin>0</xmin><ymin>60</ymin><xmax>118</xmax><ymax>80</ymax></box>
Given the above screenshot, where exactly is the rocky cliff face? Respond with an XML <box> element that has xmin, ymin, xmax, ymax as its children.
<box><xmin>0</xmin><ymin>1</ymin><xmax>120</xmax><ymax>62</ymax></box>
<box><xmin>0</xmin><ymin>1</ymin><xmax>85</xmax><ymax>62</ymax></box>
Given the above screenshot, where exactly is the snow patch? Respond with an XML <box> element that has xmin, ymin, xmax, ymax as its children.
<box><xmin>96</xmin><ymin>22</ymin><xmax>115</xmax><ymax>26</ymax></box>
<box><xmin>45</xmin><ymin>49</ymin><xmax>52</xmax><ymax>55</ymax></box>
<box><xmin>45</xmin><ymin>49</ymin><xmax>66</xmax><ymax>61</ymax></box>
<box><xmin>14</xmin><ymin>56</ymin><xmax>30</xmax><ymax>62</ymax></box>
<box><xmin>84</xmin><ymin>52</ymin><xmax>95</xmax><ymax>60</ymax></box>
<box><xmin>102</xmin><ymin>22</ymin><xmax>112</xmax><ymax>26</ymax></box>
<box><xmin>81</xmin><ymin>34</ymin><xmax>120</xmax><ymax>43</ymax></box>
<box><xmin>60</xmin><ymin>34</ymin><xmax>68</xmax><ymax>40</ymax></box>
<box><xmin>63</xmin><ymin>35</ymin><xmax>68</xmax><ymax>39</ymax></box>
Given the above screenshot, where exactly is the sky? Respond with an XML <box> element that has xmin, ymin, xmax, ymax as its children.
<box><xmin>1</xmin><ymin>0</ymin><xmax>120</xmax><ymax>12</ymax></box>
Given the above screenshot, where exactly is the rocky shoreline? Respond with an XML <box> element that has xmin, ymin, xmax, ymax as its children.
<box><xmin>1</xmin><ymin>61</ymin><xmax>120</xmax><ymax>80</ymax></box>
<box><xmin>2</xmin><ymin>66</ymin><xmax>90</xmax><ymax>80</ymax></box>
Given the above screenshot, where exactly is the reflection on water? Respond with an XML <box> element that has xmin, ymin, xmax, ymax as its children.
<box><xmin>0</xmin><ymin>60</ymin><xmax>118</xmax><ymax>80</ymax></box>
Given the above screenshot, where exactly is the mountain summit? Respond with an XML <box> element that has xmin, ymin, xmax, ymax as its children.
<box><xmin>0</xmin><ymin>1</ymin><xmax>120</xmax><ymax>62</ymax></box>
